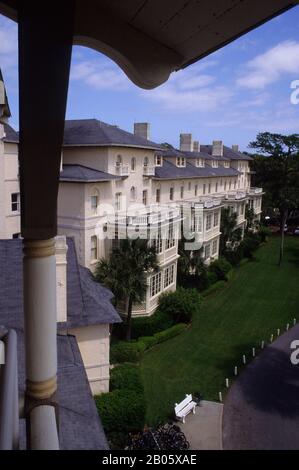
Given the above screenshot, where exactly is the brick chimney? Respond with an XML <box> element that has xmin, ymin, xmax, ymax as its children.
<box><xmin>55</xmin><ymin>236</ymin><xmax>68</xmax><ymax>323</ymax></box>
<box><xmin>212</xmin><ymin>140</ymin><xmax>223</xmax><ymax>157</ymax></box>
<box><xmin>180</xmin><ymin>133</ymin><xmax>193</xmax><ymax>152</ymax></box>
<box><xmin>193</xmin><ymin>140</ymin><xmax>200</xmax><ymax>152</ymax></box>
<box><xmin>232</xmin><ymin>144</ymin><xmax>239</xmax><ymax>152</ymax></box>
<box><xmin>134</xmin><ymin>122</ymin><xmax>150</xmax><ymax>140</ymax></box>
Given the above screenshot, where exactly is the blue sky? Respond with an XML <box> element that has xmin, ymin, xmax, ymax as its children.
<box><xmin>1</xmin><ymin>6</ymin><xmax>299</xmax><ymax>151</ymax></box>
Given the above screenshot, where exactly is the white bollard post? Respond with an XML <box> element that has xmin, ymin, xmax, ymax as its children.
<box><xmin>243</xmin><ymin>355</ymin><xmax>246</xmax><ymax>364</ymax></box>
<box><xmin>219</xmin><ymin>392</ymin><xmax>222</xmax><ymax>403</ymax></box>
<box><xmin>225</xmin><ymin>378</ymin><xmax>229</xmax><ymax>388</ymax></box>
<box><xmin>234</xmin><ymin>366</ymin><xmax>238</xmax><ymax>376</ymax></box>
<box><xmin>286</xmin><ymin>323</ymin><xmax>290</xmax><ymax>331</ymax></box>
<box><xmin>252</xmin><ymin>347</ymin><xmax>255</xmax><ymax>357</ymax></box>
<box><xmin>261</xmin><ymin>340</ymin><xmax>265</xmax><ymax>349</ymax></box>
<box><xmin>277</xmin><ymin>329</ymin><xmax>280</xmax><ymax>336</ymax></box>
<box><xmin>294</xmin><ymin>318</ymin><xmax>297</xmax><ymax>326</ymax></box>
<box><xmin>270</xmin><ymin>334</ymin><xmax>274</xmax><ymax>342</ymax></box>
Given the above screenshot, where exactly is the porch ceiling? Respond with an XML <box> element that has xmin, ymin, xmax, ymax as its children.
<box><xmin>0</xmin><ymin>0</ymin><xmax>297</xmax><ymax>89</ymax></box>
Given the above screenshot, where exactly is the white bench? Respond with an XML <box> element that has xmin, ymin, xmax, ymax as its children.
<box><xmin>175</xmin><ymin>394</ymin><xmax>197</xmax><ymax>423</ymax></box>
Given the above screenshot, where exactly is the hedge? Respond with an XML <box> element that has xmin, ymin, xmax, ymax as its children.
<box><xmin>131</xmin><ymin>310</ymin><xmax>174</xmax><ymax>340</ymax></box>
<box><xmin>157</xmin><ymin>288</ymin><xmax>200</xmax><ymax>323</ymax></box>
<box><xmin>95</xmin><ymin>389</ymin><xmax>145</xmax><ymax>434</ymax></box>
<box><xmin>111</xmin><ymin>323</ymin><xmax>186</xmax><ymax>364</ymax></box>
<box><xmin>110</xmin><ymin>363</ymin><xmax>144</xmax><ymax>393</ymax></box>
<box><xmin>208</xmin><ymin>257</ymin><xmax>232</xmax><ymax>281</ymax></box>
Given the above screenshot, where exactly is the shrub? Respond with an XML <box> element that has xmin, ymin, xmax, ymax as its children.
<box><xmin>131</xmin><ymin>310</ymin><xmax>173</xmax><ymax>339</ymax></box>
<box><xmin>202</xmin><ymin>280</ymin><xmax>227</xmax><ymax>297</ymax></box>
<box><xmin>157</xmin><ymin>287</ymin><xmax>200</xmax><ymax>323</ymax></box>
<box><xmin>209</xmin><ymin>257</ymin><xmax>232</xmax><ymax>281</ymax></box>
<box><xmin>258</xmin><ymin>225</ymin><xmax>271</xmax><ymax>243</ymax></box>
<box><xmin>154</xmin><ymin>323</ymin><xmax>186</xmax><ymax>343</ymax></box>
<box><xmin>110</xmin><ymin>364</ymin><xmax>144</xmax><ymax>393</ymax></box>
<box><xmin>95</xmin><ymin>389</ymin><xmax>145</xmax><ymax>434</ymax></box>
<box><xmin>207</xmin><ymin>270</ymin><xmax>218</xmax><ymax>285</ymax></box>
<box><xmin>223</xmin><ymin>246</ymin><xmax>244</xmax><ymax>266</ymax></box>
<box><xmin>110</xmin><ymin>341</ymin><xmax>145</xmax><ymax>364</ymax></box>
<box><xmin>240</xmin><ymin>236</ymin><xmax>260</xmax><ymax>259</ymax></box>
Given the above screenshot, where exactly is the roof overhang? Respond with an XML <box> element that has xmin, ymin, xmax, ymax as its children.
<box><xmin>0</xmin><ymin>0</ymin><xmax>297</xmax><ymax>89</ymax></box>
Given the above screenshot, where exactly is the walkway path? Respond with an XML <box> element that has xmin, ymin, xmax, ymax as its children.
<box><xmin>178</xmin><ymin>400</ymin><xmax>223</xmax><ymax>450</ymax></box>
<box><xmin>223</xmin><ymin>324</ymin><xmax>299</xmax><ymax>449</ymax></box>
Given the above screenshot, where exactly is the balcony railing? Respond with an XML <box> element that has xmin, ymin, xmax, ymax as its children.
<box><xmin>143</xmin><ymin>165</ymin><xmax>155</xmax><ymax>176</ymax></box>
<box><xmin>114</xmin><ymin>163</ymin><xmax>129</xmax><ymax>176</ymax></box>
<box><xmin>225</xmin><ymin>190</ymin><xmax>247</xmax><ymax>200</ymax></box>
<box><xmin>247</xmin><ymin>187</ymin><xmax>263</xmax><ymax>195</ymax></box>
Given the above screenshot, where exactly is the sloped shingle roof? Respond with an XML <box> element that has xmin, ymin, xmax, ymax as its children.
<box><xmin>154</xmin><ymin>159</ymin><xmax>240</xmax><ymax>180</ymax></box>
<box><xmin>63</xmin><ymin>118</ymin><xmax>161</xmax><ymax>150</ymax></box>
<box><xmin>60</xmin><ymin>164</ymin><xmax>120</xmax><ymax>183</ymax></box>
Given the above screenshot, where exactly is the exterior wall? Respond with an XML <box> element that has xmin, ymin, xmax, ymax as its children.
<box><xmin>69</xmin><ymin>324</ymin><xmax>110</xmax><ymax>395</ymax></box>
<box><xmin>62</xmin><ymin>146</ymin><xmax>109</xmax><ymax>172</ymax></box>
<box><xmin>0</xmin><ymin>134</ymin><xmax>20</xmax><ymax>239</ymax></box>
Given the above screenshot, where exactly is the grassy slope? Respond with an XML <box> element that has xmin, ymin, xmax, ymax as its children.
<box><xmin>140</xmin><ymin>236</ymin><xmax>299</xmax><ymax>426</ymax></box>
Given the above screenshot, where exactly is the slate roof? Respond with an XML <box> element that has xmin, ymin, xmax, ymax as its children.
<box><xmin>63</xmin><ymin>118</ymin><xmax>161</xmax><ymax>150</ymax></box>
<box><xmin>65</xmin><ymin>238</ymin><xmax>121</xmax><ymax>328</ymax></box>
<box><xmin>154</xmin><ymin>159</ymin><xmax>241</xmax><ymax>180</ymax></box>
<box><xmin>3</xmin><ymin>123</ymin><xmax>18</xmax><ymax>143</ymax></box>
<box><xmin>60</xmin><ymin>164</ymin><xmax>120</xmax><ymax>183</ymax></box>
<box><xmin>200</xmin><ymin>144</ymin><xmax>253</xmax><ymax>161</ymax></box>
<box><xmin>0</xmin><ymin>238</ymin><xmax>114</xmax><ymax>449</ymax></box>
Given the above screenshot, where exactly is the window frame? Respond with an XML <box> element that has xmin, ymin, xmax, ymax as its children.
<box><xmin>11</xmin><ymin>192</ymin><xmax>20</xmax><ymax>213</ymax></box>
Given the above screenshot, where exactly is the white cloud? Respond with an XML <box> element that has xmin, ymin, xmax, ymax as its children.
<box><xmin>140</xmin><ymin>61</ymin><xmax>232</xmax><ymax>112</ymax></box>
<box><xmin>237</xmin><ymin>40</ymin><xmax>299</xmax><ymax>89</ymax></box>
<box><xmin>70</xmin><ymin>59</ymin><xmax>131</xmax><ymax>91</ymax></box>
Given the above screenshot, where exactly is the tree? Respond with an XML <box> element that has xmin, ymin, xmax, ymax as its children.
<box><xmin>177</xmin><ymin>237</ymin><xmax>208</xmax><ymax>290</ymax></box>
<box><xmin>245</xmin><ymin>204</ymin><xmax>255</xmax><ymax>234</ymax></box>
<box><xmin>249</xmin><ymin>132</ymin><xmax>299</xmax><ymax>265</ymax></box>
<box><xmin>95</xmin><ymin>238</ymin><xmax>158</xmax><ymax>340</ymax></box>
<box><xmin>219</xmin><ymin>207</ymin><xmax>238</xmax><ymax>253</ymax></box>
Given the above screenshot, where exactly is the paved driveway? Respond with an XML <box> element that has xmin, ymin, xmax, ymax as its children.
<box><xmin>223</xmin><ymin>324</ymin><xmax>299</xmax><ymax>449</ymax></box>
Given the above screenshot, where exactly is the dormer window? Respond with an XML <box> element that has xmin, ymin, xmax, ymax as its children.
<box><xmin>196</xmin><ymin>158</ymin><xmax>204</xmax><ymax>167</ymax></box>
<box><xmin>177</xmin><ymin>156</ymin><xmax>186</xmax><ymax>167</ymax></box>
<box><xmin>144</xmin><ymin>156</ymin><xmax>149</xmax><ymax>167</ymax></box>
<box><xmin>212</xmin><ymin>160</ymin><xmax>218</xmax><ymax>168</ymax></box>
<box><xmin>224</xmin><ymin>161</ymin><xmax>230</xmax><ymax>168</ymax></box>
<box><xmin>155</xmin><ymin>154</ymin><xmax>163</xmax><ymax>166</ymax></box>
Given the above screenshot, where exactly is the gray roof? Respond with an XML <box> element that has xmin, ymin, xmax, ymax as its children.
<box><xmin>63</xmin><ymin>119</ymin><xmax>161</xmax><ymax>150</ymax></box>
<box><xmin>60</xmin><ymin>164</ymin><xmax>120</xmax><ymax>183</ymax></box>
<box><xmin>15</xmin><ymin>332</ymin><xmax>109</xmax><ymax>450</ymax></box>
<box><xmin>0</xmin><ymin>238</ymin><xmax>113</xmax><ymax>449</ymax></box>
<box><xmin>3</xmin><ymin>123</ymin><xmax>18</xmax><ymax>143</ymax></box>
<box><xmin>0</xmin><ymin>238</ymin><xmax>120</xmax><ymax>330</ymax></box>
<box><xmin>200</xmin><ymin>144</ymin><xmax>253</xmax><ymax>161</ymax></box>
<box><xmin>65</xmin><ymin>238</ymin><xmax>121</xmax><ymax>328</ymax></box>
<box><xmin>154</xmin><ymin>159</ymin><xmax>240</xmax><ymax>180</ymax></box>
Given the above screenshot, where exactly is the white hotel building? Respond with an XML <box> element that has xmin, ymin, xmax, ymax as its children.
<box><xmin>0</xmin><ymin>119</ymin><xmax>263</xmax><ymax>318</ymax></box>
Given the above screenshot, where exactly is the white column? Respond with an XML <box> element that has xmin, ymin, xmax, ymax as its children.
<box><xmin>23</xmin><ymin>238</ymin><xmax>57</xmax><ymax>400</ymax></box>
<box><xmin>30</xmin><ymin>406</ymin><xmax>59</xmax><ymax>450</ymax></box>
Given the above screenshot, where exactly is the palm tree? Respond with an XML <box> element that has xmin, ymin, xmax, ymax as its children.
<box><xmin>219</xmin><ymin>207</ymin><xmax>238</xmax><ymax>253</ymax></box>
<box><xmin>95</xmin><ymin>238</ymin><xmax>158</xmax><ymax>340</ymax></box>
<box><xmin>177</xmin><ymin>237</ymin><xmax>207</xmax><ymax>289</ymax></box>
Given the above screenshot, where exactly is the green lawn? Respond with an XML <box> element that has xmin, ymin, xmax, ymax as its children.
<box><xmin>140</xmin><ymin>236</ymin><xmax>299</xmax><ymax>426</ymax></box>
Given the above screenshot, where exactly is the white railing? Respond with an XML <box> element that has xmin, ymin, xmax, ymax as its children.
<box><xmin>114</xmin><ymin>164</ymin><xmax>129</xmax><ymax>176</ymax></box>
<box><xmin>0</xmin><ymin>329</ymin><xmax>19</xmax><ymax>450</ymax></box>
<box><xmin>226</xmin><ymin>190</ymin><xmax>247</xmax><ymax>200</ymax></box>
<box><xmin>143</xmin><ymin>165</ymin><xmax>155</xmax><ymax>176</ymax></box>
<box><xmin>247</xmin><ymin>187</ymin><xmax>263</xmax><ymax>195</ymax></box>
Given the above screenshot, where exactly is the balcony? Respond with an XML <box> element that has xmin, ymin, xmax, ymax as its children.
<box><xmin>247</xmin><ymin>187</ymin><xmax>263</xmax><ymax>195</ymax></box>
<box><xmin>114</xmin><ymin>163</ymin><xmax>129</xmax><ymax>177</ymax></box>
<box><xmin>225</xmin><ymin>190</ymin><xmax>247</xmax><ymax>200</ymax></box>
<box><xmin>143</xmin><ymin>165</ymin><xmax>155</xmax><ymax>176</ymax></box>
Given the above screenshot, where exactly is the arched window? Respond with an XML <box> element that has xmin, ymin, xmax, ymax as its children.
<box><xmin>116</xmin><ymin>154</ymin><xmax>122</xmax><ymax>166</ymax></box>
<box><xmin>131</xmin><ymin>157</ymin><xmax>136</xmax><ymax>171</ymax></box>
<box><xmin>144</xmin><ymin>156</ymin><xmax>149</xmax><ymax>167</ymax></box>
<box><xmin>130</xmin><ymin>186</ymin><xmax>136</xmax><ymax>201</ymax></box>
